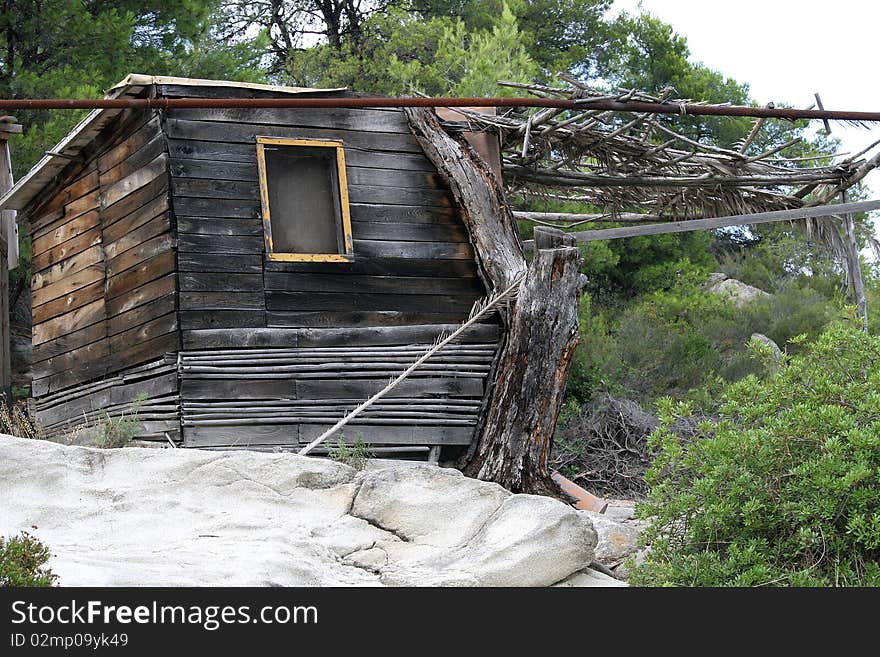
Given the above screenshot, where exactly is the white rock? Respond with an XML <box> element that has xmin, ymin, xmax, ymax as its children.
<box><xmin>554</xmin><ymin>568</ymin><xmax>627</xmax><ymax>587</ymax></box>
<box><xmin>709</xmin><ymin>278</ymin><xmax>771</xmax><ymax>308</ymax></box>
<box><xmin>579</xmin><ymin>510</ymin><xmax>642</xmax><ymax>564</ymax></box>
<box><xmin>0</xmin><ymin>435</ymin><xmax>611</xmax><ymax>587</ymax></box>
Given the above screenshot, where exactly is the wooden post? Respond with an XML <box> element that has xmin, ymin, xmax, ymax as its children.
<box><xmin>405</xmin><ymin>107</ymin><xmax>582</xmax><ymax>497</ymax></box>
<box><xmin>0</xmin><ymin>123</ymin><xmax>21</xmax><ymax>410</ymax></box>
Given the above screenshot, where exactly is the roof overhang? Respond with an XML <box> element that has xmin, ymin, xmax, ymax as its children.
<box><xmin>0</xmin><ymin>74</ymin><xmax>344</xmax><ymax>213</ymax></box>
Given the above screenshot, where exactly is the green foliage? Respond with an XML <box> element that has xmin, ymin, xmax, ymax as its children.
<box><xmin>329</xmin><ymin>435</ymin><xmax>374</xmax><ymax>470</ymax></box>
<box><xmin>631</xmin><ymin>323</ymin><xmax>880</xmax><ymax>586</ymax></box>
<box><xmin>0</xmin><ymin>532</ymin><xmax>57</xmax><ymax>587</ymax></box>
<box><xmin>284</xmin><ymin>4</ymin><xmax>537</xmax><ymax>97</ymax></box>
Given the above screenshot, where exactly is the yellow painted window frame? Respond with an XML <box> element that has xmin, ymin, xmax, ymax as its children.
<box><xmin>255</xmin><ymin>136</ymin><xmax>354</xmax><ymax>262</ymax></box>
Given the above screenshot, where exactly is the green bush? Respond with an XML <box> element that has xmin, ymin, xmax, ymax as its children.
<box><xmin>631</xmin><ymin>323</ymin><xmax>880</xmax><ymax>586</ymax></box>
<box><xmin>0</xmin><ymin>532</ymin><xmax>57</xmax><ymax>587</ymax></box>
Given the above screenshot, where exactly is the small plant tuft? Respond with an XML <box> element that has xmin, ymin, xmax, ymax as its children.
<box><xmin>0</xmin><ymin>532</ymin><xmax>58</xmax><ymax>587</ymax></box>
<box><xmin>328</xmin><ymin>434</ymin><xmax>374</xmax><ymax>470</ymax></box>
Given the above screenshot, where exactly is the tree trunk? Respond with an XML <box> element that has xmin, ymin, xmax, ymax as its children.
<box><xmin>405</xmin><ymin>107</ymin><xmax>582</xmax><ymax>496</ymax></box>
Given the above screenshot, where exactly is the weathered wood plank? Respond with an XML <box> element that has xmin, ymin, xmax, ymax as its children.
<box><xmin>97</xmin><ymin>115</ymin><xmax>163</xmax><ymax>173</ymax></box>
<box><xmin>170</xmin><ymin>176</ymin><xmax>452</xmax><ymax>207</ymax></box>
<box><xmin>106</xmin><ymin>250</ymin><xmax>175</xmax><ymax>300</ymax></box>
<box><xmin>350</xmin><ymin>221</ymin><xmax>468</xmax><ymax>242</ymax></box>
<box><xmin>108</xmin><ymin>312</ymin><xmax>178</xmax><ymax>354</ymax></box>
<box><xmin>108</xmin><ymin>294</ymin><xmax>177</xmax><ymax>337</ymax></box>
<box><xmin>101</xmin><ymin>175</ymin><xmax>169</xmax><ymax>228</ymax></box>
<box><xmin>178</xmin><ymin>252</ymin><xmax>263</xmax><ymax>273</ymax></box>
<box><xmin>32</xmin><ymin>298</ymin><xmax>105</xmax><ymax>346</ymax></box>
<box><xmin>101</xmin><ymin>193</ymin><xmax>169</xmax><ymax>245</ymax></box>
<box><xmin>98</xmin><ymin>132</ymin><xmax>165</xmax><ymax>188</ymax></box>
<box><xmin>166</xmin><ymin>138</ymin><xmax>436</xmax><ymax>171</ymax></box>
<box><xmin>32</xmin><ymin>279</ymin><xmax>104</xmax><ymax>325</ymax></box>
<box><xmin>31</xmin><ymin>166</ymin><xmax>99</xmax><ymax>219</ymax></box>
<box><xmin>104</xmin><ymin>215</ymin><xmax>172</xmax><ymax>266</ymax></box>
<box><xmin>106</xmin><ymin>273</ymin><xmax>176</xmax><ymax>317</ymax></box>
<box><xmin>32</xmin><ymin>338</ymin><xmax>109</xmax><ymax>380</ymax></box>
<box><xmin>176</xmin><ymin>216</ymin><xmax>262</xmax><ymax>236</ymax></box>
<box><xmin>180</xmin><ymin>323</ymin><xmax>499</xmax><ymax>349</ymax></box>
<box><xmin>32</xmin><ymin>320</ymin><xmax>106</xmax><ymax>363</ymax></box>
<box><xmin>32</xmin><ymin>225</ymin><xmax>102</xmax><ymax>273</ymax></box>
<box><xmin>263</xmin><ymin>272</ymin><xmax>483</xmax><ymax>295</ymax></box>
<box><xmin>168</xmin><ymin>107</ymin><xmax>411</xmax><ymax>133</ymax></box>
<box><xmin>170</xmin><ymin>157</ymin><xmax>445</xmax><ymax>189</ymax></box>
<box><xmin>180</xmin><ymin>272</ymin><xmax>263</xmax><ymax>292</ymax></box>
<box><xmin>352</xmin><ymin>239</ymin><xmax>473</xmax><ymax>259</ymax></box>
<box><xmin>31</xmin><ymin>264</ymin><xmax>104</xmax><ymax>308</ymax></box>
<box><xmin>108</xmin><ymin>331</ymin><xmax>180</xmax><ymax>372</ymax></box>
<box><xmin>164</xmin><ymin>118</ymin><xmax>422</xmax><ymax>154</ymax></box>
<box><xmin>100</xmin><ymin>153</ymin><xmax>167</xmax><ymax>209</ymax></box>
<box><xmin>173</xmin><ymin>197</ymin><xmax>259</xmax><ymax>219</ymax></box>
<box><xmin>296</xmin><ymin>377</ymin><xmax>484</xmax><ymax>399</ymax></box>
<box><xmin>32</xmin><ymin>245</ymin><xmax>104</xmax><ymax>290</ymax></box>
<box><xmin>265</xmin><ymin>291</ymin><xmax>480</xmax><ymax>313</ymax></box>
<box><xmin>180</xmin><ymin>291</ymin><xmax>265</xmax><ymax>311</ymax></box>
<box><xmin>266</xmin><ymin>310</ymin><xmax>472</xmax><ymax>328</ymax></box>
<box><xmin>32</xmin><ymin>210</ymin><xmax>100</xmax><ymax>256</ymax></box>
<box><xmin>263</xmin><ymin>256</ymin><xmax>479</xmax><ymax>278</ymax></box>
<box><xmin>177</xmin><ymin>233</ymin><xmax>263</xmax><ymax>254</ymax></box>
<box><xmin>179</xmin><ymin>310</ymin><xmax>266</xmax><ymax>330</ymax></box>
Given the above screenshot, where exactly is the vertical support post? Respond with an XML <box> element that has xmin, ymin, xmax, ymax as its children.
<box><xmin>0</xmin><ymin>126</ymin><xmax>21</xmax><ymax>411</ymax></box>
<box><xmin>841</xmin><ymin>190</ymin><xmax>868</xmax><ymax>331</ymax></box>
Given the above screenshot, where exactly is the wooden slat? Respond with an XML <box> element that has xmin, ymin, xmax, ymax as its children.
<box><xmin>99</xmin><ymin>153</ymin><xmax>167</xmax><ymax>209</ymax></box>
<box><xmin>106</xmin><ymin>274</ymin><xmax>176</xmax><ymax>316</ymax></box>
<box><xmin>177</xmin><ymin>233</ymin><xmax>263</xmax><ymax>253</ymax></box>
<box><xmin>350</xmin><ymin>221</ymin><xmax>467</xmax><ymax>242</ymax></box>
<box><xmin>176</xmin><ymin>216</ymin><xmax>262</xmax><ymax>236</ymax></box>
<box><xmin>98</xmin><ymin>132</ymin><xmax>165</xmax><ymax>188</ymax></box>
<box><xmin>167</xmin><ymin>138</ymin><xmax>436</xmax><ymax>171</ymax></box>
<box><xmin>267</xmin><ymin>310</ymin><xmax>472</xmax><ymax>328</ymax></box>
<box><xmin>352</xmin><ymin>240</ymin><xmax>473</xmax><ymax>259</ymax></box>
<box><xmin>32</xmin><ymin>245</ymin><xmax>104</xmax><ymax>290</ymax></box>
<box><xmin>32</xmin><ymin>298</ymin><xmax>105</xmax><ymax>346</ymax></box>
<box><xmin>265</xmin><ymin>291</ymin><xmax>479</xmax><ymax>313</ymax></box>
<box><xmin>32</xmin><ymin>279</ymin><xmax>104</xmax><ymax>325</ymax></box>
<box><xmin>106</xmin><ymin>250</ymin><xmax>175</xmax><ymax>300</ymax></box>
<box><xmin>31</xmin><ymin>264</ymin><xmax>104</xmax><ymax>308</ymax></box>
<box><xmin>180</xmin><ymin>310</ymin><xmax>266</xmax><ymax>330</ymax></box>
<box><xmin>263</xmin><ymin>272</ymin><xmax>483</xmax><ymax>295</ymax></box>
<box><xmin>32</xmin><ymin>320</ymin><xmax>106</xmax><ymax>363</ymax></box>
<box><xmin>263</xmin><ymin>256</ymin><xmax>479</xmax><ymax>278</ymax></box>
<box><xmin>180</xmin><ymin>272</ymin><xmax>263</xmax><ymax>292</ymax></box>
<box><xmin>101</xmin><ymin>175</ymin><xmax>168</xmax><ymax>228</ymax></box>
<box><xmin>164</xmin><ymin>118</ymin><xmax>422</xmax><ymax>154</ymax></box>
<box><xmin>32</xmin><ymin>226</ymin><xmax>102</xmax><ymax>273</ymax></box>
<box><xmin>108</xmin><ymin>294</ymin><xmax>177</xmax><ymax>337</ymax></box>
<box><xmin>168</xmin><ymin>107</ymin><xmax>411</xmax><ymax>134</ymax></box>
<box><xmin>32</xmin><ymin>209</ymin><xmax>100</xmax><ymax>255</ymax></box>
<box><xmin>97</xmin><ymin>115</ymin><xmax>163</xmax><ymax>172</ymax></box>
<box><xmin>180</xmin><ymin>291</ymin><xmax>265</xmax><ymax>311</ymax></box>
<box><xmin>108</xmin><ymin>312</ymin><xmax>178</xmax><ymax>354</ymax></box>
<box><xmin>178</xmin><ymin>253</ymin><xmax>262</xmax><ymax>273</ymax></box>
<box><xmin>105</xmin><ymin>231</ymin><xmax>173</xmax><ymax>277</ymax></box>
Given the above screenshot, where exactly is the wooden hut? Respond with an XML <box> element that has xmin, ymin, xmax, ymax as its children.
<box><xmin>0</xmin><ymin>75</ymin><xmax>504</xmax><ymax>458</ymax></box>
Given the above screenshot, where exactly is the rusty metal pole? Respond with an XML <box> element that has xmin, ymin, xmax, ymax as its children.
<box><xmin>0</xmin><ymin>96</ymin><xmax>878</xmax><ymax>123</ymax></box>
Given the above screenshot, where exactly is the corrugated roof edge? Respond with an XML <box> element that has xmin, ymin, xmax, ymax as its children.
<box><xmin>0</xmin><ymin>74</ymin><xmax>345</xmax><ymax>212</ymax></box>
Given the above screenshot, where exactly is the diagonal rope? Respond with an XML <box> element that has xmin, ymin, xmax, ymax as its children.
<box><xmin>297</xmin><ymin>274</ymin><xmax>527</xmax><ymax>456</ymax></box>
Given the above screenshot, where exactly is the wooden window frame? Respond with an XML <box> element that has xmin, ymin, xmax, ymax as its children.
<box><xmin>255</xmin><ymin>136</ymin><xmax>354</xmax><ymax>262</ymax></box>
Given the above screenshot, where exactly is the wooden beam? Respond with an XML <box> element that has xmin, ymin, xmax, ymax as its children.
<box><xmin>522</xmin><ymin>199</ymin><xmax>880</xmax><ymax>246</ymax></box>
<box><xmin>0</xmin><ymin>129</ymin><xmax>19</xmax><ymax>409</ymax></box>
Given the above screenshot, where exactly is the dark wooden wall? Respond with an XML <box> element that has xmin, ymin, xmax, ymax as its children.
<box><xmin>26</xmin><ymin>85</ymin><xmax>502</xmax><ymax>452</ymax></box>
<box><xmin>161</xmin><ymin>88</ymin><xmax>484</xmax><ymax>338</ymax></box>
<box><xmin>27</xmin><ymin>108</ymin><xmax>181</xmax><ymax>439</ymax></box>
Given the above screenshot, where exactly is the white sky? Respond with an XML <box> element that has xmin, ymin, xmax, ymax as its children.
<box><xmin>612</xmin><ymin>0</ymin><xmax>880</xmax><ymax>193</ymax></box>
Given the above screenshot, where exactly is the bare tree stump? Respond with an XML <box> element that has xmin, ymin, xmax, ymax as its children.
<box><xmin>405</xmin><ymin>107</ymin><xmax>582</xmax><ymax>496</ymax></box>
<box><xmin>465</xmin><ymin>228</ymin><xmax>582</xmax><ymax>495</ymax></box>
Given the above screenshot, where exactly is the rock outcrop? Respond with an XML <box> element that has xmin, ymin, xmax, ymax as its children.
<box><xmin>707</xmin><ymin>273</ymin><xmax>771</xmax><ymax>308</ymax></box>
<box><xmin>0</xmin><ymin>435</ymin><xmax>621</xmax><ymax>587</ymax></box>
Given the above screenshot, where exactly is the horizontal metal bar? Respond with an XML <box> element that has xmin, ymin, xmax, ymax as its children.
<box><xmin>523</xmin><ymin>199</ymin><xmax>880</xmax><ymax>246</ymax></box>
<box><xmin>0</xmin><ymin>96</ymin><xmax>879</xmax><ymax>122</ymax></box>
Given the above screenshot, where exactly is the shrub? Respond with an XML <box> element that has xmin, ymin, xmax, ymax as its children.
<box><xmin>0</xmin><ymin>532</ymin><xmax>57</xmax><ymax>587</ymax></box>
<box><xmin>631</xmin><ymin>323</ymin><xmax>880</xmax><ymax>586</ymax></box>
